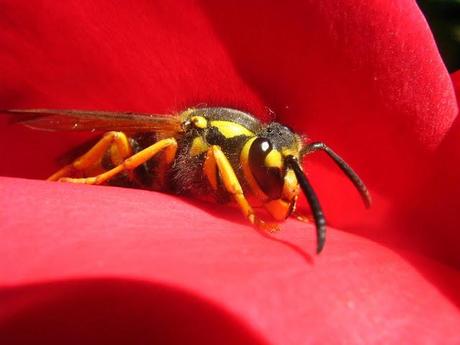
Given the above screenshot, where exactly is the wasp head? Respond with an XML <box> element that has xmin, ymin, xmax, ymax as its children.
<box><xmin>242</xmin><ymin>123</ymin><xmax>303</xmax><ymax>222</ymax></box>
<box><xmin>241</xmin><ymin>121</ymin><xmax>371</xmax><ymax>253</ymax></box>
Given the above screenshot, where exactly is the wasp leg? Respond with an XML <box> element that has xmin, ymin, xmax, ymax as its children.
<box><xmin>48</xmin><ymin>131</ymin><xmax>132</xmax><ymax>181</ymax></box>
<box><xmin>204</xmin><ymin>145</ymin><xmax>280</xmax><ymax>233</ymax></box>
<box><xmin>58</xmin><ymin>138</ymin><xmax>177</xmax><ymax>185</ymax></box>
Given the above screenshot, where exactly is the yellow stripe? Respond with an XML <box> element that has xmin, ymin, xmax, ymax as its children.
<box><xmin>210</xmin><ymin>120</ymin><xmax>254</xmax><ymax>138</ymax></box>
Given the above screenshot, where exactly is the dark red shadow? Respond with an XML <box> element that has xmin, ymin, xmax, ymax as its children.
<box><xmin>0</xmin><ymin>278</ymin><xmax>268</xmax><ymax>345</ymax></box>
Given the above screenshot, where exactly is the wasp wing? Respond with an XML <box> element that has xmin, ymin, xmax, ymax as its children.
<box><xmin>4</xmin><ymin>109</ymin><xmax>183</xmax><ymax>133</ymax></box>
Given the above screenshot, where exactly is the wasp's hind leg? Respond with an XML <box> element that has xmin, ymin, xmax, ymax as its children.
<box><xmin>48</xmin><ymin>131</ymin><xmax>133</xmax><ymax>181</ymax></box>
<box><xmin>204</xmin><ymin>145</ymin><xmax>280</xmax><ymax>233</ymax></box>
<box><xmin>58</xmin><ymin>138</ymin><xmax>177</xmax><ymax>185</ymax></box>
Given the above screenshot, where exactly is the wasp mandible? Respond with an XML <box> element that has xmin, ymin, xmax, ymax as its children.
<box><xmin>7</xmin><ymin>107</ymin><xmax>371</xmax><ymax>253</ymax></box>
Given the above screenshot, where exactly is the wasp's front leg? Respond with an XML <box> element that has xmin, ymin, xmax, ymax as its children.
<box><xmin>203</xmin><ymin>145</ymin><xmax>280</xmax><ymax>233</ymax></box>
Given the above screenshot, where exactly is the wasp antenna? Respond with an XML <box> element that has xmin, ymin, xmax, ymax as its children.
<box><xmin>305</xmin><ymin>142</ymin><xmax>372</xmax><ymax>208</ymax></box>
<box><xmin>286</xmin><ymin>156</ymin><xmax>326</xmax><ymax>254</ymax></box>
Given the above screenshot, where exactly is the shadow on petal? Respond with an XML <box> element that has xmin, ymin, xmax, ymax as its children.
<box><xmin>0</xmin><ymin>278</ymin><xmax>268</xmax><ymax>345</ymax></box>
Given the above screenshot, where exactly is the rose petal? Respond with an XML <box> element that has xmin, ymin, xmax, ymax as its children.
<box><xmin>1</xmin><ymin>177</ymin><xmax>460</xmax><ymax>344</ymax></box>
<box><xmin>1</xmin><ymin>2</ymin><xmax>460</xmax><ymax>341</ymax></box>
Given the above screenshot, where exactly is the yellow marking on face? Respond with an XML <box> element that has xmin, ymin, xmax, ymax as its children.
<box><xmin>190</xmin><ymin>136</ymin><xmax>209</xmax><ymax>156</ymax></box>
<box><xmin>264</xmin><ymin>149</ymin><xmax>283</xmax><ymax>169</ymax></box>
<box><xmin>210</xmin><ymin>120</ymin><xmax>254</xmax><ymax>138</ymax></box>
<box><xmin>282</xmin><ymin>169</ymin><xmax>300</xmax><ymax>200</ymax></box>
<box><xmin>191</xmin><ymin>115</ymin><xmax>208</xmax><ymax>129</ymax></box>
<box><xmin>240</xmin><ymin>137</ymin><xmax>268</xmax><ymax>200</ymax></box>
<box><xmin>263</xmin><ymin>169</ymin><xmax>299</xmax><ymax>221</ymax></box>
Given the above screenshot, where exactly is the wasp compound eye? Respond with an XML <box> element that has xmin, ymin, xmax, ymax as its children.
<box><xmin>249</xmin><ymin>137</ymin><xmax>283</xmax><ymax>200</ymax></box>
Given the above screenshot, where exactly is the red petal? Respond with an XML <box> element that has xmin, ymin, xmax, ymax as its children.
<box><xmin>1</xmin><ymin>2</ymin><xmax>460</xmax><ymax>343</ymax></box>
<box><xmin>1</xmin><ymin>177</ymin><xmax>460</xmax><ymax>344</ymax></box>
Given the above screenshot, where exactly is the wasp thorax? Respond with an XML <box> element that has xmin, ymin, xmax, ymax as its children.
<box><xmin>248</xmin><ymin>137</ymin><xmax>284</xmax><ymax>200</ymax></box>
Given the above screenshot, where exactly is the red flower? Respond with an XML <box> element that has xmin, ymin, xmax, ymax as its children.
<box><xmin>1</xmin><ymin>1</ymin><xmax>459</xmax><ymax>344</ymax></box>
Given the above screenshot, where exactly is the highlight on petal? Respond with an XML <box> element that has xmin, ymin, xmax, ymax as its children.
<box><xmin>409</xmin><ymin>71</ymin><xmax>460</xmax><ymax>266</ymax></box>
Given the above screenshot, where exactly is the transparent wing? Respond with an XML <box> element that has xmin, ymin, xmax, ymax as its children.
<box><xmin>4</xmin><ymin>109</ymin><xmax>183</xmax><ymax>133</ymax></box>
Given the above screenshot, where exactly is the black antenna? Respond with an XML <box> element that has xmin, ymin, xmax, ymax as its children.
<box><xmin>304</xmin><ymin>142</ymin><xmax>372</xmax><ymax>208</ymax></box>
<box><xmin>286</xmin><ymin>156</ymin><xmax>326</xmax><ymax>254</ymax></box>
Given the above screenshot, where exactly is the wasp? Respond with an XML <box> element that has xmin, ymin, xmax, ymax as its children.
<box><xmin>7</xmin><ymin>107</ymin><xmax>371</xmax><ymax>253</ymax></box>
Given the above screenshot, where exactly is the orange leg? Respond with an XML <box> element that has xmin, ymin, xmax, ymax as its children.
<box><xmin>204</xmin><ymin>145</ymin><xmax>280</xmax><ymax>233</ymax></box>
<box><xmin>48</xmin><ymin>131</ymin><xmax>132</xmax><ymax>181</ymax></box>
<box><xmin>57</xmin><ymin>138</ymin><xmax>177</xmax><ymax>185</ymax></box>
